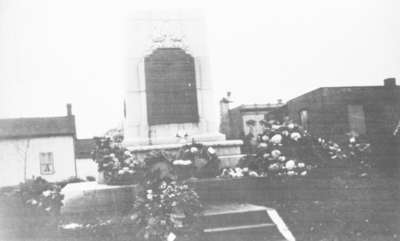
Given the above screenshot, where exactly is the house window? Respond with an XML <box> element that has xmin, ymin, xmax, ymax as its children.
<box><xmin>299</xmin><ymin>110</ymin><xmax>309</xmax><ymax>130</ymax></box>
<box><xmin>347</xmin><ymin>105</ymin><xmax>366</xmax><ymax>135</ymax></box>
<box><xmin>39</xmin><ymin>152</ymin><xmax>55</xmax><ymax>175</ymax></box>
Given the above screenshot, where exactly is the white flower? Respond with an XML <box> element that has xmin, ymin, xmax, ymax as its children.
<box><xmin>45</xmin><ymin>207</ymin><xmax>52</xmax><ymax>212</ymax></box>
<box><xmin>258</xmin><ymin>143</ymin><xmax>268</xmax><ymax>148</ymax></box>
<box><xmin>146</xmin><ymin>193</ymin><xmax>153</xmax><ymax>200</ymax></box>
<box><xmin>167</xmin><ymin>232</ymin><xmax>177</xmax><ymax>241</ymax></box>
<box><xmin>249</xmin><ymin>171</ymin><xmax>259</xmax><ymax>177</ymax></box>
<box><xmin>349</xmin><ymin>137</ymin><xmax>356</xmax><ymax>143</ymax></box>
<box><xmin>207</xmin><ymin>147</ymin><xmax>216</xmax><ymax>154</ymax></box>
<box><xmin>271</xmin><ymin>149</ymin><xmax>281</xmax><ymax>158</ymax></box>
<box><xmin>288</xmin><ymin>123</ymin><xmax>295</xmax><ymax>129</ymax></box>
<box><xmin>124</xmin><ymin>158</ymin><xmax>132</xmax><ymax>164</ymax></box>
<box><xmin>278</xmin><ymin>156</ymin><xmax>286</xmax><ymax>162</ymax></box>
<box><xmin>285</xmin><ymin>160</ymin><xmax>296</xmax><ymax>170</ymax></box>
<box><xmin>118</xmin><ymin>170</ymin><xmax>124</xmax><ymax>175</ymax></box>
<box><xmin>27</xmin><ymin>199</ymin><xmax>37</xmax><ymax>205</ymax></box>
<box><xmin>124</xmin><ymin>151</ymin><xmax>132</xmax><ymax>157</ymax></box>
<box><xmin>268</xmin><ymin>163</ymin><xmax>280</xmax><ymax>171</ymax></box>
<box><xmin>282</xmin><ymin>130</ymin><xmax>289</xmax><ymax>136</ymax></box>
<box><xmin>160</xmin><ymin>181</ymin><xmax>167</xmax><ymax>189</ymax></box>
<box><xmin>298</xmin><ymin>162</ymin><xmax>305</xmax><ymax>168</ymax></box>
<box><xmin>290</xmin><ymin>132</ymin><xmax>301</xmax><ymax>141</ymax></box>
<box><xmin>147</xmin><ymin>189</ymin><xmax>152</xmax><ymax>194</ymax></box>
<box><xmin>242</xmin><ymin>167</ymin><xmax>249</xmax><ymax>172</ymax></box>
<box><xmin>190</xmin><ymin>147</ymin><xmax>199</xmax><ymax>153</ymax></box>
<box><xmin>261</xmin><ymin>135</ymin><xmax>269</xmax><ymax>141</ymax></box>
<box><xmin>270</xmin><ymin>134</ymin><xmax>282</xmax><ymax>144</ymax></box>
<box><xmin>271</xmin><ymin>124</ymin><xmax>280</xmax><ymax>131</ymax></box>
<box><xmin>300</xmin><ymin>170</ymin><xmax>308</xmax><ymax>176</ymax></box>
<box><xmin>42</xmin><ymin>190</ymin><xmax>51</xmax><ymax>197</ymax></box>
<box><xmin>263</xmin><ymin>153</ymin><xmax>270</xmax><ymax>159</ymax></box>
<box><xmin>287</xmin><ymin>170</ymin><xmax>296</xmax><ymax>176</ymax></box>
<box><xmin>173</xmin><ymin>160</ymin><xmax>192</xmax><ymax>165</ymax></box>
<box><xmin>62</xmin><ymin>223</ymin><xmax>83</xmax><ymax>230</ymax></box>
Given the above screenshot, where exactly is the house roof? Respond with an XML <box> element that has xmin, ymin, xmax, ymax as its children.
<box><xmin>0</xmin><ymin>116</ymin><xmax>76</xmax><ymax>140</ymax></box>
<box><xmin>231</xmin><ymin>103</ymin><xmax>285</xmax><ymax>112</ymax></box>
<box><xmin>75</xmin><ymin>138</ymin><xmax>96</xmax><ymax>159</ymax></box>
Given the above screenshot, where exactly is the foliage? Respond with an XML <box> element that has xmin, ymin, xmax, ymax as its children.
<box><xmin>92</xmin><ymin>138</ymin><xmax>222</xmax><ymax>184</ymax></box>
<box><xmin>92</xmin><ymin>137</ymin><xmax>145</xmax><ymax>185</ymax></box>
<box><xmin>132</xmin><ymin>174</ymin><xmax>203</xmax><ymax>241</ymax></box>
<box><xmin>173</xmin><ymin>143</ymin><xmax>221</xmax><ymax>179</ymax></box>
<box><xmin>0</xmin><ymin>177</ymin><xmax>64</xmax><ymax>237</ymax></box>
<box><xmin>222</xmin><ymin>119</ymin><xmax>372</xmax><ymax>178</ymax></box>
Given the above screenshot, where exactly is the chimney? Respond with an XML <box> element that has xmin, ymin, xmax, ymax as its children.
<box><xmin>66</xmin><ymin>103</ymin><xmax>72</xmax><ymax>116</ymax></box>
<box><xmin>384</xmin><ymin>78</ymin><xmax>396</xmax><ymax>87</ymax></box>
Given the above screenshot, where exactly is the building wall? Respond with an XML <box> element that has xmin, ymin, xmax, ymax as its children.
<box><xmin>285</xmin><ymin>86</ymin><xmax>400</xmax><ymax>142</ymax></box>
<box><xmin>0</xmin><ymin>136</ymin><xmax>76</xmax><ymax>187</ymax></box>
<box><xmin>76</xmin><ymin>158</ymin><xmax>97</xmax><ymax>180</ymax></box>
<box><xmin>286</xmin><ymin>88</ymin><xmax>327</xmax><ymax>138</ymax></box>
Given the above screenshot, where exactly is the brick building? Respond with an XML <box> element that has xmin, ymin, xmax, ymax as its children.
<box><xmin>269</xmin><ymin>78</ymin><xmax>400</xmax><ymax>171</ymax></box>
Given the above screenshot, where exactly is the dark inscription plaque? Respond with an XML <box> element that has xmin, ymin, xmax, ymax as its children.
<box><xmin>145</xmin><ymin>48</ymin><xmax>199</xmax><ymax>125</ymax></box>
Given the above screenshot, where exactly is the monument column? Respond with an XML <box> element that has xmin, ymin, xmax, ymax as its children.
<box><xmin>123</xmin><ymin>12</ymin><xmax>226</xmax><ymax>146</ymax></box>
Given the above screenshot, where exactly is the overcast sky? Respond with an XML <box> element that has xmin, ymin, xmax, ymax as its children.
<box><xmin>0</xmin><ymin>0</ymin><xmax>399</xmax><ymax>138</ymax></box>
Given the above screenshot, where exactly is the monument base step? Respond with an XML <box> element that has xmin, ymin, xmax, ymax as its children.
<box><xmin>198</xmin><ymin>203</ymin><xmax>295</xmax><ymax>241</ymax></box>
<box><xmin>126</xmin><ymin>140</ymin><xmax>243</xmax><ymax>169</ymax></box>
<box><xmin>219</xmin><ymin>154</ymin><xmax>246</xmax><ymax>168</ymax></box>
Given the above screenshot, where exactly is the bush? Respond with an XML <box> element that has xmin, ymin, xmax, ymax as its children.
<box><xmin>221</xmin><ymin>119</ymin><xmax>372</xmax><ymax>178</ymax></box>
<box><xmin>0</xmin><ymin>177</ymin><xmax>64</xmax><ymax>238</ymax></box>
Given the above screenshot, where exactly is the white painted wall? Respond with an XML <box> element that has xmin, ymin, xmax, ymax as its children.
<box><xmin>0</xmin><ymin>136</ymin><xmax>76</xmax><ymax>187</ymax></box>
<box><xmin>76</xmin><ymin>158</ymin><xmax>98</xmax><ymax>180</ymax></box>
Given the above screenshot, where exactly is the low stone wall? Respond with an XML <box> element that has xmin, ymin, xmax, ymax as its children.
<box><xmin>61</xmin><ymin>175</ymin><xmax>400</xmax><ymax>217</ymax></box>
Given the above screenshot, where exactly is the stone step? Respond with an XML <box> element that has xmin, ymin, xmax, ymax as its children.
<box><xmin>203</xmin><ymin>223</ymin><xmax>286</xmax><ymax>241</ymax></box>
<box><xmin>219</xmin><ymin>154</ymin><xmax>246</xmax><ymax>168</ymax></box>
<box><xmin>200</xmin><ymin>203</ymin><xmax>295</xmax><ymax>241</ymax></box>
<box><xmin>201</xmin><ymin>203</ymin><xmax>273</xmax><ymax>229</ymax></box>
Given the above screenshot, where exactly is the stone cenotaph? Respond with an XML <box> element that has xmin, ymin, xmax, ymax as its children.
<box><xmin>123</xmin><ymin>12</ymin><xmax>243</xmax><ymax>166</ymax></box>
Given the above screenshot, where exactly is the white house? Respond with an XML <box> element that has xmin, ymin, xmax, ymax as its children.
<box><xmin>0</xmin><ymin>105</ymin><xmax>77</xmax><ymax>187</ymax></box>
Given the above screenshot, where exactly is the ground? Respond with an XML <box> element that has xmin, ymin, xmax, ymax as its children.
<box><xmin>270</xmin><ymin>169</ymin><xmax>400</xmax><ymax>241</ymax></box>
<box><xmin>1</xmin><ymin>166</ymin><xmax>399</xmax><ymax>241</ymax></box>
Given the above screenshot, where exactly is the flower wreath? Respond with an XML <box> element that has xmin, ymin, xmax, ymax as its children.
<box><xmin>173</xmin><ymin>143</ymin><xmax>221</xmax><ymax>179</ymax></box>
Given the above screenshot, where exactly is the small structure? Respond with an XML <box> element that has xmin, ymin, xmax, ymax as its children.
<box><xmin>75</xmin><ymin>138</ymin><xmax>97</xmax><ymax>180</ymax></box>
<box><xmin>0</xmin><ymin>104</ymin><xmax>77</xmax><ymax>187</ymax></box>
<box><xmin>219</xmin><ymin>96</ymin><xmax>285</xmax><ymax>140</ymax></box>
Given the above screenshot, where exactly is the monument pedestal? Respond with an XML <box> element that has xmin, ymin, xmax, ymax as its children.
<box><xmin>125</xmin><ymin>139</ymin><xmax>244</xmax><ymax>168</ymax></box>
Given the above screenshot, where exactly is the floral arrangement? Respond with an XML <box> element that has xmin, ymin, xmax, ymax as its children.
<box><xmin>92</xmin><ymin>136</ymin><xmax>145</xmax><ymax>185</ymax></box>
<box><xmin>173</xmin><ymin>143</ymin><xmax>221</xmax><ymax>179</ymax></box>
<box><xmin>132</xmin><ymin>175</ymin><xmax>203</xmax><ymax>241</ymax></box>
<box><xmin>222</xmin><ymin>119</ymin><xmax>372</xmax><ymax>178</ymax></box>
